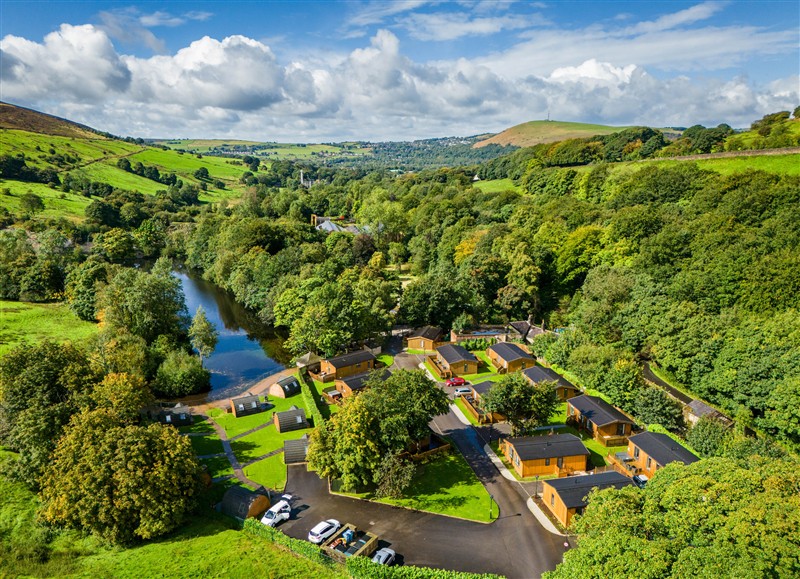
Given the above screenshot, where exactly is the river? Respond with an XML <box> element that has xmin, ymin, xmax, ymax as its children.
<box><xmin>176</xmin><ymin>269</ymin><xmax>290</xmax><ymax>401</ymax></box>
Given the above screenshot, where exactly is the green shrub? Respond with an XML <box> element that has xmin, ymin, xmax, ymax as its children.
<box><xmin>154</xmin><ymin>349</ymin><xmax>210</xmax><ymax>397</ymax></box>
<box><xmin>299</xmin><ymin>368</ymin><xmax>325</xmax><ymax>426</ymax></box>
<box><xmin>242</xmin><ymin>518</ymin><xmax>338</xmax><ymax>568</ymax></box>
<box><xmin>347</xmin><ymin>556</ymin><xmax>503</xmax><ymax>578</ymax></box>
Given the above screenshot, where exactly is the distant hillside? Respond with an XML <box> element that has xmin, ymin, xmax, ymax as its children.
<box><xmin>0</xmin><ymin>102</ymin><xmax>100</xmax><ymax>139</ymax></box>
<box><xmin>473</xmin><ymin>120</ymin><xmax>634</xmax><ymax>148</ymax></box>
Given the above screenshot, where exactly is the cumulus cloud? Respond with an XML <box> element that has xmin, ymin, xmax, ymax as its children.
<box><xmin>1</xmin><ymin>22</ymin><xmax>797</xmax><ymax>141</ymax></box>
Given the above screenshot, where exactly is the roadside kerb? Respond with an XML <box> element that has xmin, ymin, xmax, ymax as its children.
<box><xmin>526</xmin><ymin>497</ymin><xmax>564</xmax><ymax>536</ymax></box>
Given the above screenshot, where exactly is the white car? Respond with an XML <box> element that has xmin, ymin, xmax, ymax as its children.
<box><xmin>372</xmin><ymin>547</ymin><xmax>396</xmax><ymax>565</ymax></box>
<box><xmin>453</xmin><ymin>387</ymin><xmax>472</xmax><ymax>397</ymax></box>
<box><xmin>260</xmin><ymin>496</ymin><xmax>292</xmax><ymax>527</ymax></box>
<box><xmin>307</xmin><ymin>519</ymin><xmax>341</xmax><ymax>544</ymax></box>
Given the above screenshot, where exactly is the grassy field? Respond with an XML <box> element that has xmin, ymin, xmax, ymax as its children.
<box><xmin>0</xmin><ymin>448</ymin><xmax>340</xmax><ymax>578</ymax></box>
<box><xmin>242</xmin><ymin>453</ymin><xmax>288</xmax><ymax>491</ymax></box>
<box><xmin>475</xmin><ymin>120</ymin><xmax>631</xmax><ymax>148</ymax></box>
<box><xmin>200</xmin><ymin>455</ymin><xmax>235</xmax><ymax>479</ymax></box>
<box><xmin>0</xmin><ymin>300</ymin><xmax>98</xmax><ymax>356</ymax></box>
<box><xmin>473</xmin><ymin>178</ymin><xmax>521</xmax><ymax>193</ymax></box>
<box><xmin>155</xmin><ymin>139</ymin><xmax>372</xmax><ymax>160</ymax></box>
<box><xmin>334</xmin><ymin>452</ymin><xmax>495</xmax><ymax>522</ymax></box>
<box><xmin>230</xmin><ymin>420</ymin><xmax>312</xmax><ymax>464</ymax></box>
<box><xmin>0</xmin><ymin>183</ymin><xmax>93</xmax><ymax>221</ymax></box>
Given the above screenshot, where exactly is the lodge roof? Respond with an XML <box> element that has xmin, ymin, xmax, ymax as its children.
<box><xmin>506</xmin><ymin>434</ymin><xmax>590</xmax><ymax>461</ymax></box>
<box><xmin>487</xmin><ymin>342</ymin><xmax>533</xmax><ymax>363</ymax></box>
<box><xmin>325</xmin><ymin>350</ymin><xmax>376</xmax><ymax>368</ymax></box>
<box><xmin>568</xmin><ymin>395</ymin><xmax>634</xmax><ymax>427</ymax></box>
<box><xmin>629</xmin><ymin>431</ymin><xmax>699</xmax><ymax>467</ymax></box>
<box><xmin>522</xmin><ymin>366</ymin><xmax>576</xmax><ymax>390</ymax></box>
<box><xmin>546</xmin><ymin>471</ymin><xmax>633</xmax><ymax>509</ymax></box>
<box><xmin>436</xmin><ymin>344</ymin><xmax>478</xmax><ymax>365</ymax></box>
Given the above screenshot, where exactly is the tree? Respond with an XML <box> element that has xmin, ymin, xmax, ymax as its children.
<box><xmin>153</xmin><ymin>349</ymin><xmax>210</xmax><ymax>397</ymax></box>
<box><xmin>65</xmin><ymin>256</ymin><xmax>108</xmax><ymax>321</ymax></box>
<box><xmin>0</xmin><ymin>341</ymin><xmax>99</xmax><ymax>487</ymax></box>
<box><xmin>307</xmin><ymin>370</ymin><xmax>447</xmax><ymax>491</ymax></box>
<box><xmin>19</xmin><ymin>192</ymin><xmax>44</xmax><ymax>216</ymax></box>
<box><xmin>91</xmin><ymin>372</ymin><xmax>153</xmax><ymax>422</ymax></box>
<box><xmin>602</xmin><ymin>357</ymin><xmax>644</xmax><ymax>413</ymax></box>
<box><xmin>188</xmin><ymin>306</ymin><xmax>218</xmax><ymax>366</ymax></box>
<box><xmin>193</xmin><ymin>167</ymin><xmax>209</xmax><ymax>180</ymax></box>
<box><xmin>765</xmin><ymin>376</ymin><xmax>800</xmax><ymax>450</ymax></box>
<box><xmin>483</xmin><ymin>372</ymin><xmax>559</xmax><ymax>436</ymax></box>
<box><xmin>40</xmin><ymin>410</ymin><xmax>202</xmax><ymax>545</ymax></box>
<box><xmin>543</xmin><ymin>457</ymin><xmax>800</xmax><ymax>579</ymax></box>
<box><xmin>686</xmin><ymin>416</ymin><xmax>731</xmax><ymax>457</ymax></box>
<box><xmin>634</xmin><ymin>387</ymin><xmax>685</xmax><ymax>432</ymax></box>
<box><xmin>375</xmin><ymin>452</ymin><xmax>416</xmax><ymax>499</ymax></box>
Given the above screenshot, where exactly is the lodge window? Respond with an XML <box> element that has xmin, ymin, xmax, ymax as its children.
<box><xmin>634</xmin><ymin>447</ymin><xmax>640</xmax><ymax>459</ymax></box>
<box><xmin>550</xmin><ymin>493</ymin><xmax>555</xmax><ymax>506</ymax></box>
<box><xmin>464</xmin><ymin>363</ymin><xmax>468</xmax><ymax>372</ymax></box>
<box><xmin>617</xmin><ymin>423</ymin><xmax>627</xmax><ymax>436</ymax></box>
<box><xmin>557</xmin><ymin>457</ymin><xmax>564</xmax><ymax>468</ymax></box>
<box><xmin>646</xmin><ymin>457</ymin><xmax>652</xmax><ymax>470</ymax></box>
<box><xmin>545</xmin><ymin>458</ymin><xmax>550</xmax><ymax>466</ymax></box>
<box><xmin>514</xmin><ymin>456</ymin><xmax>520</xmax><ymax>467</ymax></box>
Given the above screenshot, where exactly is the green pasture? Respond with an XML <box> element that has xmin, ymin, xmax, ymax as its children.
<box><xmin>209</xmin><ymin>390</ymin><xmax>308</xmax><ymax>439</ymax></box>
<box><xmin>0</xmin><ymin>300</ymin><xmax>98</xmax><ymax>356</ymax></box>
<box><xmin>0</xmin><ymin>182</ymin><xmax>92</xmax><ymax>220</ymax></box>
<box><xmin>473</xmin><ymin>178</ymin><xmax>521</xmax><ymax>193</ymax></box>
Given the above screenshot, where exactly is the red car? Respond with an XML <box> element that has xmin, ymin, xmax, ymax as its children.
<box><xmin>445</xmin><ymin>376</ymin><xmax>466</xmax><ymax>387</ymax></box>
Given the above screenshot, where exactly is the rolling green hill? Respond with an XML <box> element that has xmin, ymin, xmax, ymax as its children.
<box><xmin>0</xmin><ymin>105</ymin><xmax>255</xmax><ymax>220</ymax></box>
<box><xmin>473</xmin><ymin>120</ymin><xmax>635</xmax><ymax>148</ymax></box>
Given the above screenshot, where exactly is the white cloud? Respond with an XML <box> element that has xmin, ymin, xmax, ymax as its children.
<box><xmin>626</xmin><ymin>1</ymin><xmax>727</xmax><ymax>34</ymax></box>
<box><xmin>400</xmin><ymin>12</ymin><xmax>543</xmax><ymax>41</ymax></box>
<box><xmin>1</xmin><ymin>23</ymin><xmax>797</xmax><ymax>141</ymax></box>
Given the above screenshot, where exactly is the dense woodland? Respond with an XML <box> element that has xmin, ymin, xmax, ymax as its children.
<box><xmin>1</xmin><ymin>110</ymin><xmax>799</xmax><ymax>575</ymax></box>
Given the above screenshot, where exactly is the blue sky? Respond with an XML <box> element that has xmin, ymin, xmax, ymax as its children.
<box><xmin>1</xmin><ymin>1</ymin><xmax>798</xmax><ymax>140</ymax></box>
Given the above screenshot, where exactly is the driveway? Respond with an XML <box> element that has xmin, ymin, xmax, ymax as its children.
<box><xmin>282</xmin><ymin>465</ymin><xmax>563</xmax><ymax>577</ymax></box>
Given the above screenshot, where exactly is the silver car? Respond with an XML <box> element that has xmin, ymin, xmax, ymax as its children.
<box><xmin>372</xmin><ymin>547</ymin><xmax>396</xmax><ymax>565</ymax></box>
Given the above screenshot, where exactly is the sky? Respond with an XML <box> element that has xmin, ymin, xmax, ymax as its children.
<box><xmin>1</xmin><ymin>1</ymin><xmax>798</xmax><ymax>141</ymax></box>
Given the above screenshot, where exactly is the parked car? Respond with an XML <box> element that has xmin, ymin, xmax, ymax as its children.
<box><xmin>308</xmin><ymin>519</ymin><xmax>341</xmax><ymax>544</ymax></box>
<box><xmin>372</xmin><ymin>547</ymin><xmax>396</xmax><ymax>565</ymax></box>
<box><xmin>260</xmin><ymin>495</ymin><xmax>292</xmax><ymax>527</ymax></box>
<box><xmin>446</xmin><ymin>376</ymin><xmax>467</xmax><ymax>387</ymax></box>
<box><xmin>632</xmin><ymin>474</ymin><xmax>649</xmax><ymax>488</ymax></box>
<box><xmin>453</xmin><ymin>386</ymin><xmax>472</xmax><ymax>397</ymax></box>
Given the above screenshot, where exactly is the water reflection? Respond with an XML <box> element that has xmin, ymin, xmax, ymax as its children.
<box><xmin>176</xmin><ymin>269</ymin><xmax>289</xmax><ymax>401</ymax></box>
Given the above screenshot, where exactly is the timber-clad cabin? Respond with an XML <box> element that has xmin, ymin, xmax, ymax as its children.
<box><xmin>567</xmin><ymin>395</ymin><xmax>634</xmax><ymax>446</ymax></box>
<box><xmin>486</xmin><ymin>342</ymin><xmax>534</xmax><ymax>373</ymax></box>
<box><xmin>542</xmin><ymin>471</ymin><xmax>633</xmax><ymax>528</ymax></box>
<box><xmin>614</xmin><ymin>431</ymin><xmax>699</xmax><ymax>478</ymax></box>
<box><xmin>522</xmin><ymin>366</ymin><xmax>580</xmax><ymax>400</ymax></box>
<box><xmin>407</xmin><ymin>326</ymin><xmax>444</xmax><ymax>351</ymax></box>
<box><xmin>219</xmin><ymin>486</ymin><xmax>269</xmax><ymax>520</ymax></box>
<box><xmin>501</xmin><ymin>433</ymin><xmax>590</xmax><ymax>478</ymax></box>
<box><xmin>335</xmin><ymin>368</ymin><xmax>391</xmax><ymax>398</ymax></box>
<box><xmin>435</xmin><ymin>344</ymin><xmax>479</xmax><ymax>377</ymax></box>
<box><xmin>320</xmin><ymin>350</ymin><xmax>376</xmax><ymax>381</ymax></box>
<box><xmin>230</xmin><ymin>394</ymin><xmax>262</xmax><ymax>418</ymax></box>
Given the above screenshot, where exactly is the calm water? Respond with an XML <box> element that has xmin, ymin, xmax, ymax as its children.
<box><xmin>176</xmin><ymin>269</ymin><xmax>290</xmax><ymax>401</ymax></box>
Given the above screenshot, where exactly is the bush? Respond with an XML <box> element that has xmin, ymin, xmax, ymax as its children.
<box><xmin>154</xmin><ymin>349</ymin><xmax>210</xmax><ymax>397</ymax></box>
<box><xmin>347</xmin><ymin>556</ymin><xmax>502</xmax><ymax>578</ymax></box>
<box><xmin>298</xmin><ymin>368</ymin><xmax>325</xmax><ymax>426</ymax></box>
<box><xmin>242</xmin><ymin>518</ymin><xmax>337</xmax><ymax>568</ymax></box>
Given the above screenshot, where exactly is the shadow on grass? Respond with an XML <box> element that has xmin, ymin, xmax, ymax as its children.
<box><xmin>228</xmin><ymin>439</ymin><xmax>261</xmax><ymax>463</ymax></box>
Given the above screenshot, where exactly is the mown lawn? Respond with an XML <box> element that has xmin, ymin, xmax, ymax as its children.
<box><xmin>335</xmin><ymin>452</ymin><xmax>495</xmax><ymax>522</ymax></box>
<box><xmin>0</xmin><ymin>300</ymin><xmax>98</xmax><ymax>356</ymax></box>
<box><xmin>230</xmin><ymin>418</ymin><xmax>312</xmax><ymax>464</ymax></box>
<box><xmin>200</xmin><ymin>455</ymin><xmax>234</xmax><ymax>479</ymax></box>
<box><xmin>210</xmin><ymin>393</ymin><xmax>309</xmax><ymax>439</ymax></box>
<box><xmin>310</xmin><ymin>379</ymin><xmax>339</xmax><ymax>417</ymax></box>
<box><xmin>377</xmin><ymin>353</ymin><xmax>394</xmax><ymax>367</ymax></box>
<box><xmin>178</xmin><ymin>415</ymin><xmax>216</xmax><ymax>434</ymax></box>
<box><xmin>188</xmin><ymin>434</ymin><xmax>224</xmax><ymax>457</ymax></box>
<box><xmin>242</xmin><ymin>453</ymin><xmax>288</xmax><ymax>491</ymax></box>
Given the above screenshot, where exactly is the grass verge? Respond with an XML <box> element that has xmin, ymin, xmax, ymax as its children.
<box><xmin>189</xmin><ymin>434</ymin><xmax>224</xmax><ymax>457</ymax></box>
<box><xmin>454</xmin><ymin>397</ymin><xmax>480</xmax><ymax>426</ymax></box>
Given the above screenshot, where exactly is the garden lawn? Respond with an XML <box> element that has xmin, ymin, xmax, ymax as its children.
<box><xmin>547</xmin><ymin>402</ymin><xmax>568</xmax><ymax>425</ymax></box>
<box><xmin>188</xmin><ymin>434</ymin><xmax>224</xmax><ymax>457</ymax></box>
<box><xmin>243</xmin><ymin>453</ymin><xmax>287</xmax><ymax>491</ymax></box>
<box><xmin>454</xmin><ymin>398</ymin><xmax>480</xmax><ymax>427</ymax></box>
<box><xmin>0</xmin><ymin>300</ymin><xmax>98</xmax><ymax>356</ymax></box>
<box><xmin>178</xmin><ymin>415</ymin><xmax>216</xmax><ymax>434</ymax></box>
<box><xmin>209</xmin><ymin>394</ymin><xmax>308</xmax><ymax>438</ymax></box>
<box><xmin>532</xmin><ymin>425</ymin><xmax>626</xmax><ymax>467</ymax></box>
<box><xmin>377</xmin><ymin>353</ymin><xmax>394</xmax><ymax>367</ymax></box>
<box><xmin>338</xmin><ymin>452</ymin><xmax>495</xmax><ymax>522</ymax></box>
<box><xmin>474</xmin><ymin>350</ymin><xmax>496</xmax><ymax>371</ymax></box>
<box><xmin>230</xmin><ymin>422</ymin><xmax>313</xmax><ymax>464</ymax></box>
<box><xmin>200</xmin><ymin>455</ymin><xmax>234</xmax><ymax>479</ymax></box>
<box><xmin>310</xmin><ymin>379</ymin><xmax>339</xmax><ymax>417</ymax></box>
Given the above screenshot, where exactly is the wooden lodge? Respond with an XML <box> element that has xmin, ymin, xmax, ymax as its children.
<box><xmin>542</xmin><ymin>471</ymin><xmax>633</xmax><ymax>528</ymax></box>
<box><xmin>567</xmin><ymin>395</ymin><xmax>634</xmax><ymax>446</ymax></box>
<box><xmin>486</xmin><ymin>342</ymin><xmax>534</xmax><ymax>373</ymax></box>
<box><xmin>407</xmin><ymin>326</ymin><xmax>445</xmax><ymax>352</ymax></box>
<box><xmin>319</xmin><ymin>350</ymin><xmax>376</xmax><ymax>382</ymax></box>
<box><xmin>269</xmin><ymin>375</ymin><xmax>301</xmax><ymax>398</ymax></box>
<box><xmin>522</xmin><ymin>366</ymin><xmax>581</xmax><ymax>400</ymax></box>
<box><xmin>501</xmin><ymin>433</ymin><xmax>590</xmax><ymax>478</ymax></box>
<box><xmin>432</xmin><ymin>344</ymin><xmax>479</xmax><ymax>378</ymax></box>
<box><xmin>611</xmin><ymin>431</ymin><xmax>699</xmax><ymax>479</ymax></box>
<box><xmin>334</xmin><ymin>368</ymin><xmax>391</xmax><ymax>399</ymax></box>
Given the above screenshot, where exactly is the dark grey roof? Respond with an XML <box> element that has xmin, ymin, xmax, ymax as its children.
<box><xmin>276</xmin><ymin>375</ymin><xmax>301</xmax><ymax>396</ymax></box>
<box><xmin>688</xmin><ymin>399</ymin><xmax>716</xmax><ymax>417</ymax></box>
<box><xmin>569</xmin><ymin>395</ymin><xmax>634</xmax><ymax>427</ymax></box>
<box><xmin>410</xmin><ymin>326</ymin><xmax>444</xmax><ymax>341</ymax></box>
<box><xmin>509</xmin><ymin>320</ymin><xmax>531</xmax><ymax>337</ymax></box>
<box><xmin>436</xmin><ymin>344</ymin><xmax>478</xmax><ymax>365</ymax></box>
<box><xmin>629</xmin><ymin>432</ymin><xmax>698</xmax><ymax>467</ymax></box>
<box><xmin>284</xmin><ymin>435</ymin><xmax>309</xmax><ymax>464</ymax></box>
<box><xmin>546</xmin><ymin>471</ymin><xmax>633</xmax><ymax>509</ymax></box>
<box><xmin>488</xmin><ymin>342</ymin><xmax>533</xmax><ymax>363</ymax></box>
<box><xmin>220</xmin><ymin>486</ymin><xmax>265</xmax><ymax>519</ymax></box>
<box><xmin>507</xmin><ymin>434</ymin><xmax>590</xmax><ymax>461</ymax></box>
<box><xmin>340</xmin><ymin>368</ymin><xmax>391</xmax><ymax>392</ymax></box>
<box><xmin>523</xmin><ymin>366</ymin><xmax>576</xmax><ymax>390</ymax></box>
<box><xmin>275</xmin><ymin>406</ymin><xmax>309</xmax><ymax>432</ymax></box>
<box><xmin>232</xmin><ymin>394</ymin><xmax>261</xmax><ymax>411</ymax></box>
<box><xmin>471</xmin><ymin>381</ymin><xmax>494</xmax><ymax>396</ymax></box>
<box><xmin>326</xmin><ymin>350</ymin><xmax>376</xmax><ymax>368</ymax></box>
